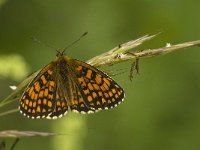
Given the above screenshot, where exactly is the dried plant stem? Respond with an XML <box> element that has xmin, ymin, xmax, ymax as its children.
<box><xmin>87</xmin><ymin>36</ymin><xmax>200</xmax><ymax>66</ymax></box>
<box><xmin>0</xmin><ymin>130</ymin><xmax>58</xmax><ymax>137</ymax></box>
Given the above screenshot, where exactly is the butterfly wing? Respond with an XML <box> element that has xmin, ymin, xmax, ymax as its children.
<box><xmin>20</xmin><ymin>55</ymin><xmax>125</xmax><ymax>118</ymax></box>
<box><xmin>46</xmin><ymin>86</ymin><xmax>68</xmax><ymax>119</ymax></box>
<box><xmin>68</xmin><ymin>58</ymin><xmax>125</xmax><ymax>113</ymax></box>
<box><xmin>69</xmin><ymin>83</ymin><xmax>96</xmax><ymax>114</ymax></box>
<box><xmin>19</xmin><ymin>63</ymin><xmax>68</xmax><ymax>119</ymax></box>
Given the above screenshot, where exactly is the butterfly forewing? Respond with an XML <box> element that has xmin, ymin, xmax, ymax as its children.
<box><xmin>69</xmin><ymin>58</ymin><xmax>125</xmax><ymax>112</ymax></box>
<box><xmin>19</xmin><ymin>63</ymin><xmax>68</xmax><ymax>119</ymax></box>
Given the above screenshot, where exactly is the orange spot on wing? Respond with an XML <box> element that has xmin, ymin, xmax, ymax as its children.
<box><xmin>44</xmin><ymin>89</ymin><xmax>48</xmax><ymax>97</ymax></box>
<box><xmin>86</xmin><ymin>69</ymin><xmax>92</xmax><ymax>78</ymax></box>
<box><xmin>112</xmin><ymin>98</ymin><xmax>115</xmax><ymax>102</ymax></box>
<box><xmin>62</xmin><ymin>102</ymin><xmax>66</xmax><ymax>107</ymax></box>
<box><xmin>108</xmin><ymin>100</ymin><xmax>112</xmax><ymax>104</ymax></box>
<box><xmin>36</xmin><ymin>106</ymin><xmax>41</xmax><ymax>112</ymax></box>
<box><xmin>87</xmin><ymin>96</ymin><xmax>93</xmax><ymax>102</ymax></box>
<box><xmin>48</xmin><ymin>94</ymin><xmax>53</xmax><ymax>99</ymax></box>
<box><xmin>49</xmin><ymin>81</ymin><xmax>55</xmax><ymax>87</ymax></box>
<box><xmin>76</xmin><ymin>66</ymin><xmax>83</xmax><ymax>71</ymax></box>
<box><xmin>25</xmin><ymin>99</ymin><xmax>29</xmax><ymax>105</ymax></box>
<box><xmin>95</xmin><ymin>75</ymin><xmax>102</xmax><ymax>84</ymax></box>
<box><xmin>92</xmin><ymin>92</ymin><xmax>97</xmax><ymax>98</ymax></box>
<box><xmin>49</xmin><ymin>86</ymin><xmax>53</xmax><ymax>92</ymax></box>
<box><xmin>42</xmin><ymin>108</ymin><xmax>46</xmax><ymax>113</ymax></box>
<box><xmin>84</xmin><ymin>89</ymin><xmax>90</xmax><ymax>95</ymax></box>
<box><xmin>43</xmin><ymin>98</ymin><xmax>47</xmax><ymax>105</ymax></box>
<box><xmin>21</xmin><ymin>103</ymin><xmax>25</xmax><ymax>108</ymax></box>
<box><xmin>41</xmin><ymin>75</ymin><xmax>47</xmax><ymax>84</ymax></box>
<box><xmin>93</xmin><ymin>84</ymin><xmax>100</xmax><ymax>90</ymax></box>
<box><xmin>100</xmin><ymin>85</ymin><xmax>106</xmax><ymax>91</ymax></box>
<box><xmin>38</xmin><ymin>99</ymin><xmax>41</xmax><ymax>105</ymax></box>
<box><xmin>47</xmin><ymin>70</ymin><xmax>53</xmax><ymax>75</ymax></box>
<box><xmin>48</xmin><ymin>101</ymin><xmax>52</xmax><ymax>107</ymax></box>
<box><xmin>34</xmin><ymin>82</ymin><xmax>40</xmax><ymax>92</ymax></box>
<box><xmin>29</xmin><ymin>101</ymin><xmax>33</xmax><ymax>107</ymax></box>
<box><xmin>31</xmin><ymin>92</ymin><xmax>35</xmax><ymax>100</ymax></box>
<box><xmin>109</xmin><ymin>92</ymin><xmax>113</xmax><ymax>97</ymax></box>
<box><xmin>79</xmin><ymin>97</ymin><xmax>84</xmax><ymax>103</ymax></box>
<box><xmin>102</xmin><ymin>98</ymin><xmax>106</xmax><ymax>104</ymax></box>
<box><xmin>96</xmin><ymin>101</ymin><xmax>101</xmax><ymax>106</ymax></box>
<box><xmin>112</xmin><ymin>88</ymin><xmax>116</xmax><ymax>94</ymax></box>
<box><xmin>103</xmin><ymin>78</ymin><xmax>110</xmax><ymax>86</ymax></box>
<box><xmin>104</xmin><ymin>93</ymin><xmax>109</xmax><ymax>98</ymax></box>
<box><xmin>72</xmin><ymin>99</ymin><xmax>78</xmax><ymax>105</ymax></box>
<box><xmin>57</xmin><ymin>101</ymin><xmax>61</xmax><ymax>106</ymax></box>
<box><xmin>98</xmin><ymin>91</ymin><xmax>103</xmax><ymax>96</ymax></box>
<box><xmin>115</xmin><ymin>94</ymin><xmax>119</xmax><ymax>98</ymax></box>
<box><xmin>34</xmin><ymin>94</ymin><xmax>38</xmax><ymax>100</ymax></box>
<box><xmin>56</xmin><ymin>94</ymin><xmax>59</xmax><ymax>99</ymax></box>
<box><xmin>39</xmin><ymin>90</ymin><xmax>44</xmax><ymax>98</ymax></box>
<box><xmin>103</xmin><ymin>83</ymin><xmax>109</xmax><ymax>90</ymax></box>
<box><xmin>78</xmin><ymin>77</ymin><xmax>84</xmax><ymax>82</ymax></box>
<box><xmin>118</xmin><ymin>91</ymin><xmax>121</xmax><ymax>95</ymax></box>
<box><xmin>33</xmin><ymin>102</ymin><xmax>36</xmax><ymax>107</ymax></box>
<box><xmin>88</xmin><ymin>83</ymin><xmax>94</xmax><ymax>90</ymax></box>
<box><xmin>29</xmin><ymin>87</ymin><xmax>34</xmax><ymax>96</ymax></box>
<box><xmin>80</xmin><ymin>103</ymin><xmax>85</xmax><ymax>108</ymax></box>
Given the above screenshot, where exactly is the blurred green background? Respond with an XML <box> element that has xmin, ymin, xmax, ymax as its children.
<box><xmin>0</xmin><ymin>0</ymin><xmax>200</xmax><ymax>150</ymax></box>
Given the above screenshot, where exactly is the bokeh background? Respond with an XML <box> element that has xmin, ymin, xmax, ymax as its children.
<box><xmin>0</xmin><ymin>0</ymin><xmax>200</xmax><ymax>150</ymax></box>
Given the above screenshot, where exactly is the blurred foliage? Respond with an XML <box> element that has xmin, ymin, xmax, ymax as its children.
<box><xmin>0</xmin><ymin>0</ymin><xmax>200</xmax><ymax>150</ymax></box>
<box><xmin>0</xmin><ymin>54</ymin><xmax>29</xmax><ymax>81</ymax></box>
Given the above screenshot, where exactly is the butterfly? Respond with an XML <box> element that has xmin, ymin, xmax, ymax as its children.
<box><xmin>19</xmin><ymin>50</ymin><xmax>125</xmax><ymax>119</ymax></box>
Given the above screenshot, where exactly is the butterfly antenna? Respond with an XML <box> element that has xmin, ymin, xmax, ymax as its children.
<box><xmin>31</xmin><ymin>36</ymin><xmax>56</xmax><ymax>50</ymax></box>
<box><xmin>62</xmin><ymin>32</ymin><xmax>88</xmax><ymax>53</ymax></box>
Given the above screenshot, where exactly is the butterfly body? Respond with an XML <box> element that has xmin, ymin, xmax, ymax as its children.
<box><xmin>19</xmin><ymin>52</ymin><xmax>125</xmax><ymax>119</ymax></box>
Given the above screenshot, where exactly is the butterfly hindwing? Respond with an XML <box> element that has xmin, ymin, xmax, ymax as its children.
<box><xmin>69</xmin><ymin>84</ymin><xmax>96</xmax><ymax>114</ymax></box>
<box><xmin>46</xmin><ymin>88</ymin><xmax>68</xmax><ymax>119</ymax></box>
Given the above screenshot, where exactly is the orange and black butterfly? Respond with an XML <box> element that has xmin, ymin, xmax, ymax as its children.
<box><xmin>19</xmin><ymin>50</ymin><xmax>125</xmax><ymax>119</ymax></box>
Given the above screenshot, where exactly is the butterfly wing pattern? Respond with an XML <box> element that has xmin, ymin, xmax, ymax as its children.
<box><xmin>19</xmin><ymin>63</ymin><xmax>68</xmax><ymax>119</ymax></box>
<box><xmin>19</xmin><ymin>53</ymin><xmax>125</xmax><ymax>119</ymax></box>
<box><xmin>69</xmin><ymin>58</ymin><xmax>125</xmax><ymax>113</ymax></box>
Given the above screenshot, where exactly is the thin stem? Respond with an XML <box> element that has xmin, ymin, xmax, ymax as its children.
<box><xmin>0</xmin><ymin>98</ymin><xmax>19</xmax><ymax>108</ymax></box>
<box><xmin>10</xmin><ymin>138</ymin><xmax>19</xmax><ymax>150</ymax></box>
<box><xmin>0</xmin><ymin>109</ymin><xmax>18</xmax><ymax>117</ymax></box>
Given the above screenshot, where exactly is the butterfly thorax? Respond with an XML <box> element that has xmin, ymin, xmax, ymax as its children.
<box><xmin>56</xmin><ymin>56</ymin><xmax>69</xmax><ymax>67</ymax></box>
<box><xmin>53</xmin><ymin>54</ymin><xmax>77</xmax><ymax>105</ymax></box>
<box><xmin>54</xmin><ymin>51</ymin><xmax>72</xmax><ymax>69</ymax></box>
<box><xmin>53</xmin><ymin>54</ymin><xmax>71</xmax><ymax>82</ymax></box>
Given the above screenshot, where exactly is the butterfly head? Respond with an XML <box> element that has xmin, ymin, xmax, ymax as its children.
<box><xmin>56</xmin><ymin>50</ymin><xmax>65</xmax><ymax>57</ymax></box>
